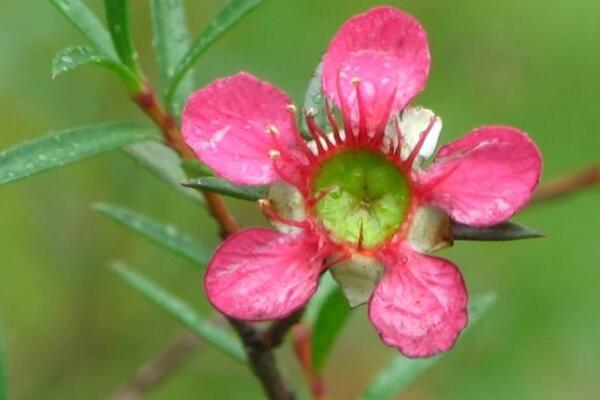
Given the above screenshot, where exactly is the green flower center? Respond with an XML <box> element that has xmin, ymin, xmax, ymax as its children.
<box><xmin>312</xmin><ymin>150</ymin><xmax>410</xmax><ymax>248</ymax></box>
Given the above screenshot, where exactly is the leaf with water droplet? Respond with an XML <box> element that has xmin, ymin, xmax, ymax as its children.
<box><xmin>165</xmin><ymin>0</ymin><xmax>266</xmax><ymax>107</ymax></box>
<box><xmin>50</xmin><ymin>0</ymin><xmax>117</xmax><ymax>59</ymax></box>
<box><xmin>51</xmin><ymin>46</ymin><xmax>141</xmax><ymax>90</ymax></box>
<box><xmin>0</xmin><ymin>122</ymin><xmax>158</xmax><ymax>185</ymax></box>
<box><xmin>103</xmin><ymin>0</ymin><xmax>141</xmax><ymax>74</ymax></box>
<box><xmin>184</xmin><ymin>177</ymin><xmax>268</xmax><ymax>201</ymax></box>
<box><xmin>124</xmin><ymin>141</ymin><xmax>203</xmax><ymax>204</ymax></box>
<box><xmin>149</xmin><ymin>0</ymin><xmax>195</xmax><ymax>115</ymax></box>
<box><xmin>94</xmin><ymin>203</ymin><xmax>210</xmax><ymax>266</ymax></box>
<box><xmin>112</xmin><ymin>262</ymin><xmax>246</xmax><ymax>362</ymax></box>
<box><xmin>300</xmin><ymin>60</ymin><xmax>329</xmax><ymax>139</ymax></box>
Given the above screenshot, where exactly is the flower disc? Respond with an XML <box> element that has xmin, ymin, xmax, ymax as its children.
<box><xmin>312</xmin><ymin>150</ymin><xmax>409</xmax><ymax>248</ymax></box>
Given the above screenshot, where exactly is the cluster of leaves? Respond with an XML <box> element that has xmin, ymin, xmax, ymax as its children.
<box><xmin>0</xmin><ymin>1</ymin><xmax>512</xmax><ymax>398</ymax></box>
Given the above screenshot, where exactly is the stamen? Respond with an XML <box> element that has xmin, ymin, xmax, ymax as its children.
<box><xmin>402</xmin><ymin>116</ymin><xmax>438</xmax><ymax>170</ymax></box>
<box><xmin>351</xmin><ymin>78</ymin><xmax>368</xmax><ymax>143</ymax></box>
<box><xmin>286</xmin><ymin>104</ymin><xmax>297</xmax><ymax>114</ymax></box>
<box><xmin>305</xmin><ymin>109</ymin><xmax>335</xmax><ymax>149</ymax></box>
<box><xmin>336</xmin><ymin>70</ymin><xmax>356</xmax><ymax>144</ymax></box>
<box><xmin>371</xmin><ymin>80</ymin><xmax>400</xmax><ymax>147</ymax></box>
<box><xmin>324</xmin><ymin>99</ymin><xmax>343</xmax><ymax>144</ymax></box>
<box><xmin>304</xmin><ymin>110</ymin><xmax>327</xmax><ymax>154</ymax></box>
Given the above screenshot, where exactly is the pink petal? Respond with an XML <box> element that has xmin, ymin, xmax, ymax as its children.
<box><xmin>369</xmin><ymin>242</ymin><xmax>468</xmax><ymax>358</ymax></box>
<box><xmin>182</xmin><ymin>72</ymin><xmax>298</xmax><ymax>185</ymax></box>
<box><xmin>204</xmin><ymin>228</ymin><xmax>327</xmax><ymax>321</ymax></box>
<box><xmin>419</xmin><ymin>126</ymin><xmax>542</xmax><ymax>226</ymax></box>
<box><xmin>322</xmin><ymin>6</ymin><xmax>430</xmax><ymax>129</ymax></box>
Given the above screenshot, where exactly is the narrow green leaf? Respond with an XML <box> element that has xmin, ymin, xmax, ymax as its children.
<box><xmin>184</xmin><ymin>177</ymin><xmax>268</xmax><ymax>201</ymax></box>
<box><xmin>180</xmin><ymin>159</ymin><xmax>214</xmax><ymax>180</ymax></box>
<box><xmin>166</xmin><ymin>0</ymin><xmax>265</xmax><ymax>106</ymax></box>
<box><xmin>452</xmin><ymin>221</ymin><xmax>544</xmax><ymax>241</ymax></box>
<box><xmin>103</xmin><ymin>0</ymin><xmax>140</xmax><ymax>72</ymax></box>
<box><xmin>305</xmin><ymin>272</ymin><xmax>337</xmax><ymax>326</ymax></box>
<box><xmin>112</xmin><ymin>262</ymin><xmax>246</xmax><ymax>362</ymax></box>
<box><xmin>361</xmin><ymin>294</ymin><xmax>496</xmax><ymax>400</ymax></box>
<box><xmin>0</xmin><ymin>319</ymin><xmax>7</xmax><ymax>400</ymax></box>
<box><xmin>94</xmin><ymin>203</ymin><xmax>210</xmax><ymax>266</ymax></box>
<box><xmin>149</xmin><ymin>0</ymin><xmax>195</xmax><ymax>115</ymax></box>
<box><xmin>124</xmin><ymin>141</ymin><xmax>203</xmax><ymax>203</ymax></box>
<box><xmin>300</xmin><ymin>60</ymin><xmax>328</xmax><ymax>138</ymax></box>
<box><xmin>49</xmin><ymin>0</ymin><xmax>117</xmax><ymax>58</ymax></box>
<box><xmin>51</xmin><ymin>46</ymin><xmax>141</xmax><ymax>91</ymax></box>
<box><xmin>0</xmin><ymin>123</ymin><xmax>158</xmax><ymax>186</ymax></box>
<box><xmin>311</xmin><ymin>285</ymin><xmax>351</xmax><ymax>370</ymax></box>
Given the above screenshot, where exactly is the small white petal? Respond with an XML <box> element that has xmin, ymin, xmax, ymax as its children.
<box><xmin>398</xmin><ymin>107</ymin><xmax>443</xmax><ymax>160</ymax></box>
<box><xmin>267</xmin><ymin>181</ymin><xmax>306</xmax><ymax>234</ymax></box>
<box><xmin>407</xmin><ymin>206</ymin><xmax>453</xmax><ymax>253</ymax></box>
<box><xmin>330</xmin><ymin>254</ymin><xmax>384</xmax><ymax>308</ymax></box>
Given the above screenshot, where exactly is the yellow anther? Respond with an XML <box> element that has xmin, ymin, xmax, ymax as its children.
<box><xmin>286</xmin><ymin>104</ymin><xmax>297</xmax><ymax>113</ymax></box>
<box><xmin>305</xmin><ymin>107</ymin><xmax>316</xmax><ymax>118</ymax></box>
<box><xmin>268</xmin><ymin>149</ymin><xmax>281</xmax><ymax>159</ymax></box>
<box><xmin>351</xmin><ymin>77</ymin><xmax>361</xmax><ymax>86</ymax></box>
<box><xmin>266</xmin><ymin>124</ymin><xmax>280</xmax><ymax>136</ymax></box>
<box><xmin>257</xmin><ymin>198</ymin><xmax>270</xmax><ymax>208</ymax></box>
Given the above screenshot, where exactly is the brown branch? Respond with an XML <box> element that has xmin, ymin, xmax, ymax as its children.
<box><xmin>109</xmin><ymin>331</ymin><xmax>200</xmax><ymax>400</ymax></box>
<box><xmin>531</xmin><ymin>164</ymin><xmax>600</xmax><ymax>204</ymax></box>
<box><xmin>132</xmin><ymin>86</ymin><xmax>240</xmax><ymax>238</ymax></box>
<box><xmin>229</xmin><ymin>318</ymin><xmax>296</xmax><ymax>400</ymax></box>
<box><xmin>292</xmin><ymin>325</ymin><xmax>327</xmax><ymax>400</ymax></box>
<box><xmin>122</xmin><ymin>83</ymin><xmax>300</xmax><ymax>400</ymax></box>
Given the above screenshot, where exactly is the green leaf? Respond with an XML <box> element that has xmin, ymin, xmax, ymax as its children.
<box><xmin>51</xmin><ymin>46</ymin><xmax>141</xmax><ymax>91</ymax></box>
<box><xmin>149</xmin><ymin>0</ymin><xmax>195</xmax><ymax>115</ymax></box>
<box><xmin>112</xmin><ymin>262</ymin><xmax>246</xmax><ymax>363</ymax></box>
<box><xmin>305</xmin><ymin>272</ymin><xmax>338</xmax><ymax>326</ymax></box>
<box><xmin>361</xmin><ymin>294</ymin><xmax>496</xmax><ymax>400</ymax></box>
<box><xmin>181</xmin><ymin>159</ymin><xmax>214</xmax><ymax>180</ymax></box>
<box><xmin>49</xmin><ymin>0</ymin><xmax>117</xmax><ymax>58</ymax></box>
<box><xmin>452</xmin><ymin>221</ymin><xmax>544</xmax><ymax>241</ymax></box>
<box><xmin>0</xmin><ymin>123</ymin><xmax>158</xmax><ymax>186</ymax></box>
<box><xmin>0</xmin><ymin>319</ymin><xmax>7</xmax><ymax>400</ymax></box>
<box><xmin>124</xmin><ymin>141</ymin><xmax>203</xmax><ymax>203</ymax></box>
<box><xmin>311</xmin><ymin>284</ymin><xmax>351</xmax><ymax>370</ymax></box>
<box><xmin>184</xmin><ymin>177</ymin><xmax>268</xmax><ymax>201</ymax></box>
<box><xmin>300</xmin><ymin>60</ymin><xmax>328</xmax><ymax>138</ymax></box>
<box><xmin>165</xmin><ymin>0</ymin><xmax>266</xmax><ymax>106</ymax></box>
<box><xmin>103</xmin><ymin>0</ymin><xmax>140</xmax><ymax>73</ymax></box>
<box><xmin>94</xmin><ymin>203</ymin><xmax>211</xmax><ymax>266</ymax></box>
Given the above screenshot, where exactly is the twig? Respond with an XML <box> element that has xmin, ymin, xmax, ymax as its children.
<box><xmin>229</xmin><ymin>318</ymin><xmax>296</xmax><ymax>400</ymax></box>
<box><xmin>292</xmin><ymin>325</ymin><xmax>327</xmax><ymax>400</ymax></box>
<box><xmin>261</xmin><ymin>309</ymin><xmax>305</xmax><ymax>348</ymax></box>
<box><xmin>531</xmin><ymin>164</ymin><xmax>599</xmax><ymax>204</ymax></box>
<box><xmin>110</xmin><ymin>331</ymin><xmax>200</xmax><ymax>400</ymax></box>
<box><xmin>123</xmin><ymin>83</ymin><xmax>300</xmax><ymax>400</ymax></box>
<box><xmin>132</xmin><ymin>87</ymin><xmax>239</xmax><ymax>238</ymax></box>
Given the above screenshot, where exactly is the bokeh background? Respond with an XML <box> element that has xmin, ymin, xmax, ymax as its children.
<box><xmin>1</xmin><ymin>0</ymin><xmax>599</xmax><ymax>399</ymax></box>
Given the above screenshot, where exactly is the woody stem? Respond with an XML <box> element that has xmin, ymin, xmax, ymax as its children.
<box><xmin>128</xmin><ymin>82</ymin><xmax>301</xmax><ymax>400</ymax></box>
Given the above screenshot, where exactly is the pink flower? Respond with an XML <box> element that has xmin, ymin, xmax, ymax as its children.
<box><xmin>182</xmin><ymin>6</ymin><xmax>542</xmax><ymax>358</ymax></box>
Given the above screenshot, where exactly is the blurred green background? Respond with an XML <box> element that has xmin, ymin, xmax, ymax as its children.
<box><xmin>0</xmin><ymin>0</ymin><xmax>598</xmax><ymax>399</ymax></box>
